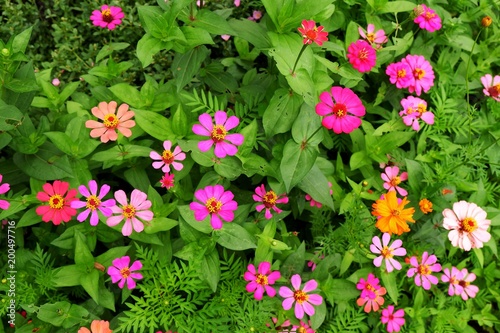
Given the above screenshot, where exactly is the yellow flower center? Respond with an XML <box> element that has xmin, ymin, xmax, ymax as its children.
<box><xmin>381</xmin><ymin>246</ymin><xmax>393</xmax><ymax>259</ymax></box>
<box><xmin>205</xmin><ymin>197</ymin><xmax>222</xmax><ymax>214</ymax></box>
<box><xmin>120</xmin><ymin>267</ymin><xmax>131</xmax><ymax>278</ymax></box>
<box><xmin>101</xmin><ymin>8</ymin><xmax>113</xmax><ymax>23</ymax></box>
<box><xmin>417</xmin><ymin>264</ymin><xmax>430</xmax><ymax>275</ymax></box>
<box><xmin>425</xmin><ymin>12</ymin><xmax>436</xmax><ymax>20</ymax></box>
<box><xmin>366</xmin><ymin>32</ymin><xmax>375</xmax><ymax>44</ymax></box>
<box><xmin>293</xmin><ymin>290</ymin><xmax>309</xmax><ymax>304</ymax></box>
<box><xmin>263</xmin><ymin>191</ymin><xmax>278</xmax><ymax>208</ymax></box>
<box><xmin>359</xmin><ymin>48</ymin><xmax>368</xmax><ymax>60</ymax></box>
<box><xmin>461</xmin><ymin>217</ymin><xmax>478</xmax><ymax>233</ymax></box>
<box><xmin>122</xmin><ymin>204</ymin><xmax>136</xmax><ymax>219</ymax></box>
<box><xmin>255</xmin><ymin>273</ymin><xmax>268</xmax><ymax>286</ymax></box>
<box><xmin>417</xmin><ymin>103</ymin><xmax>426</xmax><ymax>115</ymax></box>
<box><xmin>86</xmin><ymin>195</ymin><xmax>101</xmax><ymax>211</ymax></box>
<box><xmin>414</xmin><ymin>68</ymin><xmax>426</xmax><ymax>80</ymax></box>
<box><xmin>103</xmin><ymin>113</ymin><xmax>119</xmax><ymax>129</ymax></box>
<box><xmin>298</xmin><ymin>327</ymin><xmax>307</xmax><ymax>333</ymax></box>
<box><xmin>397</xmin><ymin>69</ymin><xmax>407</xmax><ymax>78</ymax></box>
<box><xmin>49</xmin><ymin>194</ymin><xmax>65</xmax><ymax>209</ymax></box>
<box><xmin>162</xmin><ymin>150</ymin><xmax>174</xmax><ymax>164</ymax></box>
<box><xmin>210</xmin><ymin>125</ymin><xmax>227</xmax><ymax>143</ymax></box>
<box><xmin>390</xmin><ymin>176</ymin><xmax>401</xmax><ymax>187</ymax></box>
<box><xmin>333</xmin><ymin>103</ymin><xmax>347</xmax><ymax>117</ymax></box>
<box><xmin>365</xmin><ymin>283</ymin><xmax>375</xmax><ymax>292</ymax></box>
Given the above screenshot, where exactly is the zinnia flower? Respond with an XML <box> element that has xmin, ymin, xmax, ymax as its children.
<box><xmin>107</xmin><ymin>256</ymin><xmax>143</xmax><ymax>289</ymax></box>
<box><xmin>457</xmin><ymin>268</ymin><xmax>479</xmax><ymax>300</ymax></box>
<box><xmin>381</xmin><ymin>306</ymin><xmax>405</xmax><ymax>333</ymax></box>
<box><xmin>106</xmin><ymin>189</ymin><xmax>154</xmax><ymax>236</ymax></box>
<box><xmin>159</xmin><ymin>173</ymin><xmax>175</xmax><ymax>190</ymax></box>
<box><xmin>315</xmin><ymin>86</ymin><xmax>366</xmax><ymax>134</ymax></box>
<box><xmin>381</xmin><ymin>166</ymin><xmax>408</xmax><ymax>196</ymax></box>
<box><xmin>358</xmin><ymin>24</ymin><xmax>388</xmax><ymax>49</ymax></box>
<box><xmin>419</xmin><ymin>198</ymin><xmax>433</xmax><ymax>214</ymax></box>
<box><xmin>78</xmin><ymin>320</ymin><xmax>113</xmax><ymax>333</ymax></box>
<box><xmin>413</xmin><ymin>4</ymin><xmax>442</xmax><ymax>32</ymax></box>
<box><xmin>36</xmin><ymin>180</ymin><xmax>78</xmax><ymax>225</ymax></box>
<box><xmin>253</xmin><ymin>184</ymin><xmax>289</xmax><ymax>219</ymax></box>
<box><xmin>441</xmin><ymin>267</ymin><xmax>464</xmax><ymax>296</ymax></box>
<box><xmin>371</xmin><ymin>191</ymin><xmax>415</xmax><ymax>235</ymax></box>
<box><xmin>481</xmin><ymin>74</ymin><xmax>500</xmax><ymax>101</ymax></box>
<box><xmin>407</xmin><ymin>252</ymin><xmax>442</xmax><ymax>290</ymax></box>
<box><xmin>386</xmin><ymin>62</ymin><xmax>413</xmax><ymax>89</ymax></box>
<box><xmin>297</xmin><ymin>20</ymin><xmax>329</xmax><ymax>46</ymax></box>
<box><xmin>248</xmin><ymin>10</ymin><xmax>262</xmax><ymax>21</ymax></box>
<box><xmin>442</xmin><ymin>201</ymin><xmax>491</xmax><ymax>251</ymax></box>
<box><xmin>149</xmin><ymin>140</ymin><xmax>186</xmax><ymax>173</ymax></box>
<box><xmin>0</xmin><ymin>174</ymin><xmax>10</xmax><ymax>210</ymax></box>
<box><xmin>399</xmin><ymin>96</ymin><xmax>434</xmax><ymax>131</ymax></box>
<box><xmin>347</xmin><ymin>40</ymin><xmax>377</xmax><ymax>73</ymax></box>
<box><xmin>401</xmin><ymin>54</ymin><xmax>435</xmax><ymax>96</ymax></box>
<box><xmin>52</xmin><ymin>78</ymin><xmax>61</xmax><ymax>87</ymax></box>
<box><xmin>244</xmin><ymin>262</ymin><xmax>281</xmax><ymax>300</ymax></box>
<box><xmin>370</xmin><ymin>233</ymin><xmax>406</xmax><ymax>272</ymax></box>
<box><xmin>189</xmin><ymin>185</ymin><xmax>238</xmax><ymax>229</ymax></box>
<box><xmin>85</xmin><ymin>101</ymin><xmax>135</xmax><ymax>143</ymax></box>
<box><xmin>356</xmin><ymin>273</ymin><xmax>387</xmax><ymax>313</ymax></box>
<box><xmin>90</xmin><ymin>5</ymin><xmax>125</xmax><ymax>30</ymax></box>
<box><xmin>291</xmin><ymin>320</ymin><xmax>315</xmax><ymax>333</ymax></box>
<box><xmin>279</xmin><ymin>274</ymin><xmax>323</xmax><ymax>320</ymax></box>
<box><xmin>234</xmin><ymin>0</ymin><xmax>240</xmax><ymax>6</ymax></box>
<box><xmin>192</xmin><ymin>111</ymin><xmax>244</xmax><ymax>158</ymax></box>
<box><xmin>70</xmin><ymin>180</ymin><xmax>116</xmax><ymax>226</ymax></box>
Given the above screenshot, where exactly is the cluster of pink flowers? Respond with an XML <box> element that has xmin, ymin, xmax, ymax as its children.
<box><xmin>386</xmin><ymin>54</ymin><xmax>435</xmax><ymax>96</ymax></box>
<box><xmin>150</xmin><ymin>140</ymin><xmax>186</xmax><ymax>191</ymax></box>
<box><xmin>441</xmin><ymin>267</ymin><xmax>479</xmax><ymax>300</ymax></box>
<box><xmin>356</xmin><ymin>273</ymin><xmax>387</xmax><ymax>313</ymax></box>
<box><xmin>399</xmin><ymin>96</ymin><xmax>435</xmax><ymax>131</ymax></box>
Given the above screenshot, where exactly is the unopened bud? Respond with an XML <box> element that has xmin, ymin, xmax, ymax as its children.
<box><xmin>413</xmin><ymin>5</ymin><xmax>424</xmax><ymax>17</ymax></box>
<box><xmin>362</xmin><ymin>180</ymin><xmax>368</xmax><ymax>187</ymax></box>
<box><xmin>481</xmin><ymin>16</ymin><xmax>492</xmax><ymax>27</ymax></box>
<box><xmin>94</xmin><ymin>262</ymin><xmax>105</xmax><ymax>272</ymax></box>
<box><xmin>1</xmin><ymin>48</ymin><xmax>10</xmax><ymax>56</ymax></box>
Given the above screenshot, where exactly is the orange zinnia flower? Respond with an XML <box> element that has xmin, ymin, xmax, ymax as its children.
<box><xmin>419</xmin><ymin>198</ymin><xmax>433</xmax><ymax>214</ymax></box>
<box><xmin>78</xmin><ymin>320</ymin><xmax>112</xmax><ymax>333</ymax></box>
<box><xmin>372</xmin><ymin>191</ymin><xmax>415</xmax><ymax>235</ymax></box>
<box><xmin>85</xmin><ymin>101</ymin><xmax>135</xmax><ymax>143</ymax></box>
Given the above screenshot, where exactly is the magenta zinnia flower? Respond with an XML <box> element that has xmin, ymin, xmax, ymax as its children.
<box><xmin>36</xmin><ymin>180</ymin><xmax>78</xmax><ymax>225</ymax></box>
<box><xmin>413</xmin><ymin>5</ymin><xmax>442</xmax><ymax>32</ymax></box>
<box><xmin>315</xmin><ymin>86</ymin><xmax>366</xmax><ymax>134</ymax></box>
<box><xmin>149</xmin><ymin>140</ymin><xmax>186</xmax><ymax>173</ymax></box>
<box><xmin>106</xmin><ymin>189</ymin><xmax>154</xmax><ymax>236</ymax></box>
<box><xmin>0</xmin><ymin>174</ymin><xmax>10</xmax><ymax>210</ymax></box>
<box><xmin>370</xmin><ymin>233</ymin><xmax>406</xmax><ymax>272</ymax></box>
<box><xmin>189</xmin><ymin>185</ymin><xmax>238</xmax><ymax>229</ymax></box>
<box><xmin>356</xmin><ymin>274</ymin><xmax>386</xmax><ymax>313</ymax></box>
<box><xmin>442</xmin><ymin>201</ymin><xmax>491</xmax><ymax>251</ymax></box>
<box><xmin>386</xmin><ymin>62</ymin><xmax>413</xmax><ymax>89</ymax></box>
<box><xmin>457</xmin><ymin>268</ymin><xmax>479</xmax><ymax>300</ymax></box>
<box><xmin>481</xmin><ymin>74</ymin><xmax>500</xmax><ymax>101</ymax></box>
<box><xmin>401</xmin><ymin>54</ymin><xmax>435</xmax><ymax>96</ymax></box>
<box><xmin>159</xmin><ymin>173</ymin><xmax>175</xmax><ymax>190</ymax></box>
<box><xmin>407</xmin><ymin>252</ymin><xmax>442</xmax><ymax>290</ymax></box>
<box><xmin>399</xmin><ymin>95</ymin><xmax>435</xmax><ymax>131</ymax></box>
<box><xmin>192</xmin><ymin>111</ymin><xmax>244</xmax><ymax>158</ymax></box>
<box><xmin>279</xmin><ymin>274</ymin><xmax>323</xmax><ymax>320</ymax></box>
<box><xmin>297</xmin><ymin>20</ymin><xmax>329</xmax><ymax>46</ymax></box>
<box><xmin>441</xmin><ymin>267</ymin><xmax>464</xmax><ymax>296</ymax></box>
<box><xmin>90</xmin><ymin>5</ymin><xmax>125</xmax><ymax>30</ymax></box>
<box><xmin>70</xmin><ymin>180</ymin><xmax>116</xmax><ymax>226</ymax></box>
<box><xmin>253</xmin><ymin>184</ymin><xmax>289</xmax><ymax>219</ymax></box>
<box><xmin>244</xmin><ymin>262</ymin><xmax>281</xmax><ymax>300</ymax></box>
<box><xmin>358</xmin><ymin>24</ymin><xmax>387</xmax><ymax>49</ymax></box>
<box><xmin>347</xmin><ymin>40</ymin><xmax>377</xmax><ymax>73</ymax></box>
<box><xmin>381</xmin><ymin>166</ymin><xmax>408</xmax><ymax>196</ymax></box>
<box><xmin>381</xmin><ymin>305</ymin><xmax>405</xmax><ymax>333</ymax></box>
<box><xmin>107</xmin><ymin>256</ymin><xmax>143</xmax><ymax>289</ymax></box>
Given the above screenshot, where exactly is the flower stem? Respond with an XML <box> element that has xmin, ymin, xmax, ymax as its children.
<box><xmin>291</xmin><ymin>44</ymin><xmax>308</xmax><ymax>75</ymax></box>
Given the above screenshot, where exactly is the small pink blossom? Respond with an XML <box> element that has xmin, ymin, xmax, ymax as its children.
<box><xmin>414</xmin><ymin>5</ymin><xmax>442</xmax><ymax>32</ymax></box>
<box><xmin>381</xmin><ymin>305</ymin><xmax>405</xmax><ymax>333</ymax></box>
<box><xmin>298</xmin><ymin>20</ymin><xmax>329</xmax><ymax>46</ymax></box>
<box><xmin>356</xmin><ymin>273</ymin><xmax>386</xmax><ymax>313</ymax></box>
<box><xmin>399</xmin><ymin>96</ymin><xmax>435</xmax><ymax>131</ymax></box>
<box><xmin>358</xmin><ymin>24</ymin><xmax>387</xmax><ymax>49</ymax></box>
<box><xmin>279</xmin><ymin>274</ymin><xmax>323</xmax><ymax>320</ymax></box>
<box><xmin>401</xmin><ymin>54</ymin><xmax>435</xmax><ymax>96</ymax></box>
<box><xmin>386</xmin><ymin>62</ymin><xmax>413</xmax><ymax>89</ymax></box>
<box><xmin>253</xmin><ymin>184</ymin><xmax>289</xmax><ymax>219</ymax></box>
<box><xmin>457</xmin><ymin>268</ymin><xmax>479</xmax><ymax>300</ymax></box>
<box><xmin>234</xmin><ymin>0</ymin><xmax>240</xmax><ymax>6</ymax></box>
<box><xmin>370</xmin><ymin>233</ymin><xmax>406</xmax><ymax>272</ymax></box>
<box><xmin>52</xmin><ymin>78</ymin><xmax>60</xmax><ymax>86</ymax></box>
<box><xmin>70</xmin><ymin>180</ymin><xmax>116</xmax><ymax>226</ymax></box>
<box><xmin>441</xmin><ymin>267</ymin><xmax>464</xmax><ymax>296</ymax></box>
<box><xmin>221</xmin><ymin>34</ymin><xmax>231</xmax><ymax>41</ymax></box>
<box><xmin>248</xmin><ymin>10</ymin><xmax>262</xmax><ymax>21</ymax></box>
<box><xmin>106</xmin><ymin>189</ymin><xmax>154</xmax><ymax>237</ymax></box>
<box><xmin>244</xmin><ymin>262</ymin><xmax>281</xmax><ymax>300</ymax></box>
<box><xmin>481</xmin><ymin>74</ymin><xmax>500</xmax><ymax>101</ymax></box>
<box><xmin>159</xmin><ymin>173</ymin><xmax>174</xmax><ymax>190</ymax></box>
<box><xmin>407</xmin><ymin>252</ymin><xmax>442</xmax><ymax>290</ymax></box>
<box><xmin>149</xmin><ymin>140</ymin><xmax>186</xmax><ymax>173</ymax></box>
<box><xmin>192</xmin><ymin>111</ymin><xmax>244</xmax><ymax>158</ymax></box>
<box><xmin>107</xmin><ymin>256</ymin><xmax>143</xmax><ymax>289</ymax></box>
<box><xmin>189</xmin><ymin>185</ymin><xmax>238</xmax><ymax>229</ymax></box>
<box><xmin>381</xmin><ymin>166</ymin><xmax>408</xmax><ymax>196</ymax></box>
<box><xmin>90</xmin><ymin>5</ymin><xmax>125</xmax><ymax>30</ymax></box>
<box><xmin>347</xmin><ymin>40</ymin><xmax>377</xmax><ymax>73</ymax></box>
<box><xmin>0</xmin><ymin>174</ymin><xmax>10</xmax><ymax>210</ymax></box>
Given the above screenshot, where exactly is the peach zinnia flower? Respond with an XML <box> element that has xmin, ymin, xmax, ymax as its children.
<box><xmin>371</xmin><ymin>191</ymin><xmax>415</xmax><ymax>235</ymax></box>
<box><xmin>86</xmin><ymin>101</ymin><xmax>135</xmax><ymax>143</ymax></box>
<box><xmin>78</xmin><ymin>320</ymin><xmax>113</xmax><ymax>333</ymax></box>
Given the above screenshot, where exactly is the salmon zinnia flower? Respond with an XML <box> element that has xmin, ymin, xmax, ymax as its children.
<box><xmin>78</xmin><ymin>320</ymin><xmax>113</xmax><ymax>333</ymax></box>
<box><xmin>371</xmin><ymin>191</ymin><xmax>415</xmax><ymax>235</ymax></box>
<box><xmin>36</xmin><ymin>180</ymin><xmax>78</xmax><ymax>225</ymax></box>
<box><xmin>90</xmin><ymin>5</ymin><xmax>124</xmax><ymax>30</ymax></box>
<box><xmin>85</xmin><ymin>101</ymin><xmax>135</xmax><ymax>143</ymax></box>
<box><xmin>297</xmin><ymin>20</ymin><xmax>329</xmax><ymax>46</ymax></box>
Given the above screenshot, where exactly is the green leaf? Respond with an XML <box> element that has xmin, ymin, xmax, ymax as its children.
<box><xmin>406</xmin><ymin>159</ymin><xmax>424</xmax><ymax>194</ymax></box>
<box><xmin>178</xmin><ymin>205</ymin><xmax>213</xmax><ymax>234</ymax></box>
<box><xmin>350</xmin><ymin>150</ymin><xmax>370</xmax><ymax>170</ymax></box>
<box><xmin>228</xmin><ymin>18</ymin><xmax>271</xmax><ymax>50</ymax></box>
<box><xmin>80</xmin><ymin>270</ymin><xmax>100</xmax><ymax>304</ymax></box>
<box><xmin>201</xmin><ymin>249</ymin><xmax>220</xmax><ymax>292</ymax></box>
<box><xmin>379</xmin><ymin>1</ymin><xmax>417</xmax><ymax>13</ymax></box>
<box><xmin>44</xmin><ymin>132</ymin><xmax>74</xmax><ymax>156</ymax></box>
<box><xmin>58</xmin><ymin>81</ymin><xmax>80</xmax><ymax>105</ymax></box>
<box><xmin>310</xmin><ymin>301</ymin><xmax>327</xmax><ymax>329</ymax></box>
<box><xmin>13</xmin><ymin>143</ymin><xmax>73</xmax><ymax>180</ymax></box>
<box><xmin>74</xmin><ymin>230</ymin><xmax>94</xmax><ymax>270</ymax></box>
<box><xmin>281</xmin><ymin>242</ymin><xmax>306</xmax><ymax>278</ymax></box>
<box><xmin>96</xmin><ymin>42</ymin><xmax>130</xmax><ymax>63</ymax></box>
<box><xmin>238</xmin><ymin>120</ymin><xmax>257</xmax><ymax>156</ymax></box>
<box><xmin>339</xmin><ymin>249</ymin><xmax>355</xmax><ymax>275</ymax></box>
<box><xmin>61</xmin><ymin>303</ymin><xmax>90</xmax><ymax>329</ymax></box>
<box><xmin>280</xmin><ymin>139</ymin><xmax>318</xmax><ymax>192</ymax></box>
<box><xmin>0</xmin><ymin>104</ymin><xmax>23</xmax><ymax>131</ymax></box>
<box><xmin>180</xmin><ymin>26</ymin><xmax>214</xmax><ymax>49</ymax></box>
<box><xmin>109</xmin><ymin>83</ymin><xmax>144</xmax><ymax>108</ymax></box>
<box><xmin>291</xmin><ymin>103</ymin><xmax>323</xmax><ymax>145</ymax></box>
<box><xmin>321</xmin><ymin>277</ymin><xmax>359</xmax><ymax>304</ymax></box>
<box><xmin>380</xmin><ymin>271</ymin><xmax>399</xmax><ymax>305</ymax></box>
<box><xmin>52</xmin><ymin>265</ymin><xmax>84</xmax><ymax>287</ymax></box>
<box><xmin>172</xmin><ymin>46</ymin><xmax>210</xmax><ymax>92</ymax></box>
<box><xmin>298</xmin><ymin>164</ymin><xmax>334</xmax><ymax>210</ymax></box>
<box><xmin>136</xmin><ymin>34</ymin><xmax>172</xmax><ymax>68</ymax></box>
<box><xmin>12</xmin><ymin>26</ymin><xmax>33</xmax><ymax>54</ymax></box>
<box><xmin>144</xmin><ymin>217</ymin><xmax>178</xmax><ymax>233</ymax></box>
<box><xmin>172</xmin><ymin>104</ymin><xmax>189</xmax><ymax>137</ymax></box>
<box><xmin>17</xmin><ymin>207</ymin><xmax>41</xmax><ymax>227</ymax></box>
<box><xmin>95</xmin><ymin>246</ymin><xmax>131</xmax><ymax>267</ymax></box>
<box><xmin>215</xmin><ymin>223</ymin><xmax>257</xmax><ymax>250</ymax></box>
<box><xmin>37</xmin><ymin>301</ymin><xmax>70</xmax><ymax>327</ymax></box>
<box><xmin>263</xmin><ymin>88</ymin><xmax>302</xmax><ymax>137</ymax></box>
<box><xmin>214</xmin><ymin>156</ymin><xmax>242</xmax><ymax>180</ymax></box>
<box><xmin>137</xmin><ymin>6</ymin><xmax>168</xmax><ymax>38</ymax></box>
<box><xmin>473</xmin><ymin>248</ymin><xmax>484</xmax><ymax>268</ymax></box>
<box><xmin>191</xmin><ymin>9</ymin><xmax>234</xmax><ymax>35</ymax></box>
<box><xmin>135</xmin><ymin>110</ymin><xmax>175</xmax><ymax>141</ymax></box>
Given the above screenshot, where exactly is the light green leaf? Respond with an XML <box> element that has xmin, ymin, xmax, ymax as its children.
<box><xmin>135</xmin><ymin>110</ymin><xmax>175</xmax><ymax>141</ymax></box>
<box><xmin>215</xmin><ymin>223</ymin><xmax>257</xmax><ymax>250</ymax></box>
<box><xmin>280</xmin><ymin>139</ymin><xmax>318</xmax><ymax>192</ymax></box>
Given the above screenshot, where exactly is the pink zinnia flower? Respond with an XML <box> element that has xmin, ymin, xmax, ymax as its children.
<box><xmin>253</xmin><ymin>184</ymin><xmax>289</xmax><ymax>219</ymax></box>
<box><xmin>234</xmin><ymin>0</ymin><xmax>240</xmax><ymax>6</ymax></box>
<box><xmin>297</xmin><ymin>20</ymin><xmax>329</xmax><ymax>46</ymax></box>
<box><xmin>358</xmin><ymin>24</ymin><xmax>387</xmax><ymax>49</ymax></box>
<box><xmin>248</xmin><ymin>10</ymin><xmax>262</xmax><ymax>21</ymax></box>
<box><xmin>291</xmin><ymin>320</ymin><xmax>315</xmax><ymax>333</ymax></box>
<box><xmin>347</xmin><ymin>40</ymin><xmax>377</xmax><ymax>73</ymax></box>
<box><xmin>356</xmin><ymin>274</ymin><xmax>386</xmax><ymax>313</ymax></box>
<box><xmin>192</xmin><ymin>111</ymin><xmax>244</xmax><ymax>158</ymax></box>
<box><xmin>370</xmin><ymin>233</ymin><xmax>407</xmax><ymax>272</ymax></box>
<box><xmin>244</xmin><ymin>262</ymin><xmax>281</xmax><ymax>300</ymax></box>
<box><xmin>52</xmin><ymin>78</ymin><xmax>60</xmax><ymax>87</ymax></box>
<box><xmin>0</xmin><ymin>174</ymin><xmax>10</xmax><ymax>210</ymax></box>
<box><xmin>407</xmin><ymin>252</ymin><xmax>442</xmax><ymax>290</ymax></box>
<box><xmin>457</xmin><ymin>268</ymin><xmax>479</xmax><ymax>300</ymax></box>
<box><xmin>107</xmin><ymin>256</ymin><xmax>143</xmax><ymax>289</ymax></box>
<box><xmin>189</xmin><ymin>185</ymin><xmax>238</xmax><ymax>229</ymax></box>
<box><xmin>401</xmin><ymin>54</ymin><xmax>435</xmax><ymax>96</ymax></box>
<box><xmin>413</xmin><ymin>5</ymin><xmax>442</xmax><ymax>32</ymax></box>
<box><xmin>149</xmin><ymin>140</ymin><xmax>186</xmax><ymax>173</ymax></box>
<box><xmin>90</xmin><ymin>5</ymin><xmax>124</xmax><ymax>30</ymax></box>
<box><xmin>356</xmin><ymin>273</ymin><xmax>381</xmax><ymax>299</ymax></box>
<box><xmin>36</xmin><ymin>180</ymin><xmax>77</xmax><ymax>225</ymax></box>
<box><xmin>381</xmin><ymin>166</ymin><xmax>408</xmax><ymax>196</ymax></box>
<box><xmin>85</xmin><ymin>101</ymin><xmax>135</xmax><ymax>143</ymax></box>
<box><xmin>315</xmin><ymin>86</ymin><xmax>366</xmax><ymax>134</ymax></box>
<box><xmin>159</xmin><ymin>173</ymin><xmax>174</xmax><ymax>190</ymax></box>
<box><xmin>481</xmin><ymin>74</ymin><xmax>500</xmax><ymax>101</ymax></box>
<box><xmin>386</xmin><ymin>62</ymin><xmax>413</xmax><ymax>89</ymax></box>
<box><xmin>399</xmin><ymin>96</ymin><xmax>435</xmax><ymax>131</ymax></box>
<box><xmin>70</xmin><ymin>180</ymin><xmax>116</xmax><ymax>226</ymax></box>
<box><xmin>441</xmin><ymin>267</ymin><xmax>464</xmax><ymax>296</ymax></box>
<box><xmin>106</xmin><ymin>189</ymin><xmax>154</xmax><ymax>236</ymax></box>
<box><xmin>279</xmin><ymin>274</ymin><xmax>323</xmax><ymax>320</ymax></box>
<box><xmin>381</xmin><ymin>305</ymin><xmax>405</xmax><ymax>333</ymax></box>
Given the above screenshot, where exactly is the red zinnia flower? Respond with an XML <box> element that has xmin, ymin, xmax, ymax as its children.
<box><xmin>297</xmin><ymin>20</ymin><xmax>329</xmax><ymax>46</ymax></box>
<box><xmin>36</xmin><ymin>180</ymin><xmax>78</xmax><ymax>225</ymax></box>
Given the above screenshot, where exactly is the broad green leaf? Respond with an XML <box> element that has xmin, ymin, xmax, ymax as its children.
<box><xmin>0</xmin><ymin>103</ymin><xmax>23</xmax><ymax>131</ymax></box>
<box><xmin>172</xmin><ymin>46</ymin><xmax>210</xmax><ymax>92</ymax></box>
<box><xmin>96</xmin><ymin>42</ymin><xmax>130</xmax><ymax>63</ymax></box>
<box><xmin>291</xmin><ymin>103</ymin><xmax>323</xmax><ymax>145</ymax></box>
<box><xmin>13</xmin><ymin>143</ymin><xmax>73</xmax><ymax>180</ymax></box>
<box><xmin>144</xmin><ymin>217</ymin><xmax>178</xmax><ymax>233</ymax></box>
<box><xmin>263</xmin><ymin>88</ymin><xmax>302</xmax><ymax>137</ymax></box>
<box><xmin>74</xmin><ymin>230</ymin><xmax>94</xmax><ymax>270</ymax></box>
<box><xmin>214</xmin><ymin>156</ymin><xmax>242</xmax><ymax>180</ymax></box>
<box><xmin>44</xmin><ymin>132</ymin><xmax>74</xmax><ymax>156</ymax></box>
<box><xmin>280</xmin><ymin>139</ymin><xmax>318</xmax><ymax>192</ymax></box>
<box><xmin>135</xmin><ymin>110</ymin><xmax>175</xmax><ymax>141</ymax></box>
<box><xmin>12</xmin><ymin>26</ymin><xmax>33</xmax><ymax>53</ymax></box>
<box><xmin>238</xmin><ymin>120</ymin><xmax>257</xmax><ymax>156</ymax></box>
<box><xmin>52</xmin><ymin>265</ymin><xmax>83</xmax><ymax>287</ymax></box>
<box><xmin>380</xmin><ymin>270</ymin><xmax>399</xmax><ymax>305</ymax></box>
<box><xmin>281</xmin><ymin>242</ymin><xmax>306</xmax><ymax>278</ymax></box>
<box><xmin>95</xmin><ymin>246</ymin><xmax>131</xmax><ymax>267</ymax></box>
<box><xmin>109</xmin><ymin>83</ymin><xmax>144</xmax><ymax>108</ymax></box>
<box><xmin>406</xmin><ymin>159</ymin><xmax>424</xmax><ymax>194</ymax></box>
<box><xmin>58</xmin><ymin>81</ymin><xmax>80</xmax><ymax>105</ymax></box>
<box><xmin>379</xmin><ymin>1</ymin><xmax>417</xmax><ymax>13</ymax></box>
<box><xmin>80</xmin><ymin>270</ymin><xmax>100</xmax><ymax>304</ymax></box>
<box><xmin>62</xmin><ymin>303</ymin><xmax>90</xmax><ymax>329</ymax></box>
<box><xmin>178</xmin><ymin>205</ymin><xmax>213</xmax><ymax>234</ymax></box>
<box><xmin>321</xmin><ymin>277</ymin><xmax>359</xmax><ymax>304</ymax></box>
<box><xmin>137</xmin><ymin>6</ymin><xmax>168</xmax><ymax>38</ymax></box>
<box><xmin>228</xmin><ymin>19</ymin><xmax>271</xmax><ymax>50</ymax></box>
<box><xmin>350</xmin><ymin>150</ymin><xmax>371</xmax><ymax>170</ymax></box>
<box><xmin>310</xmin><ymin>301</ymin><xmax>327</xmax><ymax>329</ymax></box>
<box><xmin>191</xmin><ymin>9</ymin><xmax>234</xmax><ymax>35</ymax></box>
<box><xmin>172</xmin><ymin>105</ymin><xmax>189</xmax><ymax>137</ymax></box>
<box><xmin>180</xmin><ymin>26</ymin><xmax>214</xmax><ymax>49</ymax></box>
<box><xmin>298</xmin><ymin>164</ymin><xmax>334</xmax><ymax>210</ymax></box>
<box><xmin>136</xmin><ymin>34</ymin><xmax>172</xmax><ymax>68</ymax></box>
<box><xmin>215</xmin><ymin>223</ymin><xmax>257</xmax><ymax>250</ymax></box>
<box><xmin>201</xmin><ymin>249</ymin><xmax>220</xmax><ymax>292</ymax></box>
<box><xmin>268</xmin><ymin>32</ymin><xmax>314</xmax><ymax>77</ymax></box>
<box><xmin>37</xmin><ymin>301</ymin><xmax>70</xmax><ymax>326</ymax></box>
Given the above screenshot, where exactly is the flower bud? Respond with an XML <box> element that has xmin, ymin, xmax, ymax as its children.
<box><xmin>413</xmin><ymin>5</ymin><xmax>424</xmax><ymax>17</ymax></box>
<box><xmin>1</xmin><ymin>48</ymin><xmax>10</xmax><ymax>57</ymax></box>
<box><xmin>481</xmin><ymin>16</ymin><xmax>492</xmax><ymax>27</ymax></box>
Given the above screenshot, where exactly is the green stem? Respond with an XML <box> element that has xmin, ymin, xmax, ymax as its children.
<box><xmin>465</xmin><ymin>28</ymin><xmax>484</xmax><ymax>145</ymax></box>
<box><xmin>291</xmin><ymin>44</ymin><xmax>308</xmax><ymax>75</ymax></box>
